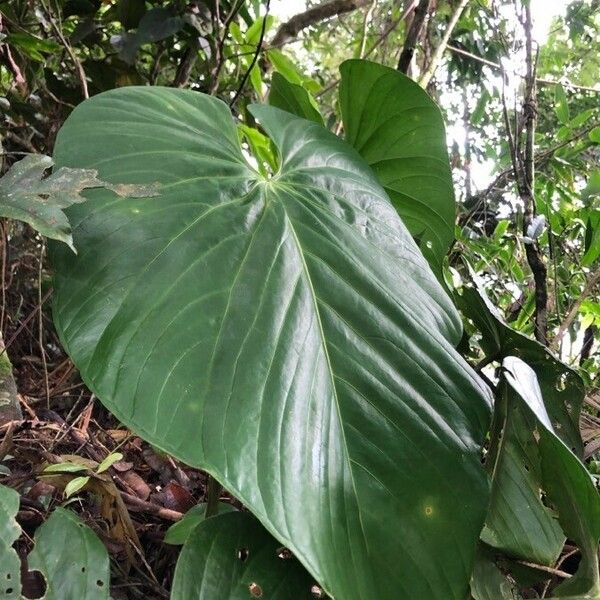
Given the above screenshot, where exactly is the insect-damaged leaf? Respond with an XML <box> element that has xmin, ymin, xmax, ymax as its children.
<box><xmin>0</xmin><ymin>154</ymin><xmax>158</xmax><ymax>250</ymax></box>
<box><xmin>172</xmin><ymin>511</ymin><xmax>317</xmax><ymax>599</ymax></box>
<box><xmin>0</xmin><ymin>485</ymin><xmax>111</xmax><ymax>599</ymax></box>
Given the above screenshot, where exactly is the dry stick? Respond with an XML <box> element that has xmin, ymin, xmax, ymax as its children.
<box><xmin>397</xmin><ymin>0</ymin><xmax>432</xmax><ymax>74</ymax></box>
<box><xmin>120</xmin><ymin>491</ymin><xmax>184</xmax><ymax>522</ymax></box>
<box><xmin>419</xmin><ymin>0</ymin><xmax>470</xmax><ymax>88</ymax></box>
<box><xmin>521</xmin><ymin>4</ymin><xmax>548</xmax><ymax>346</ymax></box>
<box><xmin>0</xmin><ymin>15</ymin><xmax>26</xmax><ymax>92</ymax></box>
<box><xmin>0</xmin><ymin>288</ymin><xmax>53</xmax><ymax>357</ymax></box>
<box><xmin>270</xmin><ymin>0</ymin><xmax>372</xmax><ymax>48</ymax></box>
<box><xmin>553</xmin><ymin>265</ymin><xmax>600</xmax><ymax>350</ymax></box>
<box><xmin>229</xmin><ymin>0</ymin><xmax>271</xmax><ymax>107</ymax></box>
<box><xmin>173</xmin><ymin>38</ymin><xmax>201</xmax><ymax>88</ymax></box>
<box><xmin>39</xmin><ymin>0</ymin><xmax>88</xmax><ymax>99</ymax></box>
<box><xmin>516</xmin><ymin>560</ymin><xmax>572</xmax><ymax>580</ymax></box>
<box><xmin>38</xmin><ymin>245</ymin><xmax>50</xmax><ymax>409</ymax></box>
<box><xmin>208</xmin><ymin>0</ymin><xmax>247</xmax><ymax>94</ymax></box>
<box><xmin>579</xmin><ymin>324</ymin><xmax>596</xmax><ymax>366</ymax></box>
<box><xmin>358</xmin><ymin>0</ymin><xmax>377</xmax><ymax>59</ymax></box>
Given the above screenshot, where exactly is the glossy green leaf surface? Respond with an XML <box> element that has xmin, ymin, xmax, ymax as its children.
<box><xmin>52</xmin><ymin>86</ymin><xmax>492</xmax><ymax>599</ymax></box>
<box><xmin>481</xmin><ymin>374</ymin><xmax>564</xmax><ymax>564</ymax></box>
<box><xmin>28</xmin><ymin>508</ymin><xmax>111</xmax><ymax>599</ymax></box>
<box><xmin>171</xmin><ymin>511</ymin><xmax>318</xmax><ymax>599</ymax></box>
<box><xmin>0</xmin><ymin>484</ymin><xmax>20</xmax><ymax>600</ymax></box>
<box><xmin>340</xmin><ymin>59</ymin><xmax>455</xmax><ymax>274</ymax></box>
<box><xmin>502</xmin><ymin>357</ymin><xmax>600</xmax><ymax>599</ymax></box>
<box><xmin>269</xmin><ymin>72</ymin><xmax>324</xmax><ymax>125</ymax></box>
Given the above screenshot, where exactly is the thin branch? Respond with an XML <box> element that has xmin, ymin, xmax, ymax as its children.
<box><xmin>358</xmin><ymin>0</ymin><xmax>377</xmax><ymax>58</ymax></box>
<box><xmin>270</xmin><ymin>0</ymin><xmax>371</xmax><ymax>48</ymax></box>
<box><xmin>553</xmin><ymin>266</ymin><xmax>600</xmax><ymax>350</ymax></box>
<box><xmin>397</xmin><ymin>0</ymin><xmax>432</xmax><ymax>74</ymax></box>
<box><xmin>230</xmin><ymin>0</ymin><xmax>271</xmax><ymax>107</ymax></box>
<box><xmin>173</xmin><ymin>38</ymin><xmax>201</xmax><ymax>88</ymax></box>
<box><xmin>209</xmin><ymin>0</ymin><xmax>245</xmax><ymax>95</ymax></box>
<box><xmin>0</xmin><ymin>15</ymin><xmax>26</xmax><ymax>93</ymax></box>
<box><xmin>446</xmin><ymin>44</ymin><xmax>600</xmax><ymax>93</ymax></box>
<box><xmin>515</xmin><ymin>560</ymin><xmax>572</xmax><ymax>580</ymax></box>
<box><xmin>39</xmin><ymin>0</ymin><xmax>88</xmax><ymax>98</ymax></box>
<box><xmin>521</xmin><ymin>3</ymin><xmax>548</xmax><ymax>345</ymax></box>
<box><xmin>419</xmin><ymin>0</ymin><xmax>470</xmax><ymax>88</ymax></box>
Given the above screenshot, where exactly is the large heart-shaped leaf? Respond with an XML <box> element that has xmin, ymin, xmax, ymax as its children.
<box><xmin>339</xmin><ymin>59</ymin><xmax>456</xmax><ymax>274</ymax></box>
<box><xmin>51</xmin><ymin>86</ymin><xmax>491</xmax><ymax>599</ymax></box>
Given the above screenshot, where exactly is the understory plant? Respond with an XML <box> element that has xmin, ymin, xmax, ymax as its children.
<box><xmin>2</xmin><ymin>59</ymin><xmax>598</xmax><ymax>599</ymax></box>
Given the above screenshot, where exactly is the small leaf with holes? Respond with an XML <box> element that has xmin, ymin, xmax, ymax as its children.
<box><xmin>171</xmin><ymin>511</ymin><xmax>318</xmax><ymax>599</ymax></box>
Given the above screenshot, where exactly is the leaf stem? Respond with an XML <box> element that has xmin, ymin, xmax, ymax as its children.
<box><xmin>204</xmin><ymin>475</ymin><xmax>222</xmax><ymax>518</ymax></box>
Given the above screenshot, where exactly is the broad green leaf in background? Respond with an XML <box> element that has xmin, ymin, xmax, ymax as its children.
<box><xmin>164</xmin><ymin>502</ymin><xmax>236</xmax><ymax>545</ymax></box>
<box><xmin>0</xmin><ymin>484</ymin><xmax>20</xmax><ymax>600</ymax></box>
<box><xmin>582</xmin><ymin>171</ymin><xmax>600</xmax><ymax>202</ymax></box>
<box><xmin>269</xmin><ymin>72</ymin><xmax>324</xmax><ymax>125</ymax></box>
<box><xmin>112</xmin><ymin>7</ymin><xmax>184</xmax><ymax>64</ymax></box>
<box><xmin>171</xmin><ymin>511</ymin><xmax>318</xmax><ymax>599</ymax></box>
<box><xmin>0</xmin><ymin>154</ymin><xmax>158</xmax><ymax>250</ymax></box>
<box><xmin>554</xmin><ymin>84</ymin><xmax>570</xmax><ymax>124</ymax></box>
<box><xmin>0</xmin><ymin>486</ymin><xmax>111</xmax><ymax>599</ymax></box>
<box><xmin>502</xmin><ymin>358</ymin><xmax>600</xmax><ymax>599</ymax></box>
<box><xmin>480</xmin><ymin>381</ymin><xmax>565</xmax><ymax>565</ymax></box>
<box><xmin>28</xmin><ymin>508</ymin><xmax>111</xmax><ymax>599</ymax></box>
<box><xmin>266</xmin><ymin>49</ymin><xmax>321</xmax><ymax>93</ymax></box>
<box><xmin>340</xmin><ymin>59</ymin><xmax>456</xmax><ymax>275</ymax></box>
<box><xmin>51</xmin><ymin>84</ymin><xmax>492</xmax><ymax>599</ymax></box>
<box><xmin>457</xmin><ymin>277</ymin><xmax>584</xmax><ymax>455</ymax></box>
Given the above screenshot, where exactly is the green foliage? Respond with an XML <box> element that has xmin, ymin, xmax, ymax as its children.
<box><xmin>164</xmin><ymin>502</ymin><xmax>236</xmax><ymax>545</ymax></box>
<box><xmin>269</xmin><ymin>72</ymin><xmax>324</xmax><ymax>125</ymax></box>
<box><xmin>1</xmin><ymin>0</ymin><xmax>599</xmax><ymax>597</ymax></box>
<box><xmin>0</xmin><ymin>485</ymin><xmax>111</xmax><ymax>599</ymax></box>
<box><xmin>502</xmin><ymin>358</ymin><xmax>600</xmax><ymax>598</ymax></box>
<box><xmin>50</xmin><ymin>67</ymin><xmax>492</xmax><ymax>598</ymax></box>
<box><xmin>171</xmin><ymin>511</ymin><xmax>317</xmax><ymax>599</ymax></box>
<box><xmin>339</xmin><ymin>60</ymin><xmax>456</xmax><ymax>274</ymax></box>
<box><xmin>0</xmin><ymin>485</ymin><xmax>20</xmax><ymax>600</ymax></box>
<box><xmin>28</xmin><ymin>508</ymin><xmax>111</xmax><ymax>599</ymax></box>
